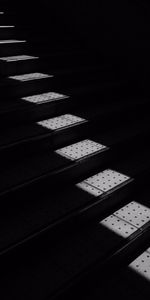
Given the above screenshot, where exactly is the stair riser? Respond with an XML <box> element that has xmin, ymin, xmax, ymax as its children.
<box><xmin>2</xmin><ymin>71</ymin><xmax>116</xmax><ymax>98</ymax></box>
<box><xmin>0</xmin><ymin>149</ymin><xmax>109</xmax><ymax>197</ymax></box>
<box><xmin>0</xmin><ymin>28</ymin><xmax>15</xmax><ymax>39</ymax></box>
<box><xmin>0</xmin><ymin>42</ymin><xmax>27</xmax><ymax>56</ymax></box>
<box><xmin>0</xmin><ymin>59</ymin><xmax>42</xmax><ymax>75</ymax></box>
<box><xmin>0</xmin><ymin>98</ymin><xmax>70</xmax><ymax>128</ymax></box>
<box><xmin>1</xmin><ymin>113</ymin><xmax>150</xmax><ymax>161</ymax></box>
<box><xmin>0</xmin><ymin>180</ymin><xmax>134</xmax><ymax>259</ymax></box>
<box><xmin>0</xmin><ymin>88</ymin><xmax>146</xmax><ymax>129</ymax></box>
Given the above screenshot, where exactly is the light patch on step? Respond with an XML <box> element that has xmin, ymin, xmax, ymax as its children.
<box><xmin>22</xmin><ymin>92</ymin><xmax>69</xmax><ymax>104</ymax></box>
<box><xmin>9</xmin><ymin>72</ymin><xmax>53</xmax><ymax>82</ymax></box>
<box><xmin>55</xmin><ymin>139</ymin><xmax>107</xmax><ymax>161</ymax></box>
<box><xmin>0</xmin><ymin>55</ymin><xmax>38</xmax><ymax>62</ymax></box>
<box><xmin>129</xmin><ymin>251</ymin><xmax>150</xmax><ymax>281</ymax></box>
<box><xmin>114</xmin><ymin>201</ymin><xmax>150</xmax><ymax>228</ymax></box>
<box><xmin>84</xmin><ymin>169</ymin><xmax>130</xmax><ymax>192</ymax></box>
<box><xmin>76</xmin><ymin>182</ymin><xmax>103</xmax><ymax>197</ymax></box>
<box><xmin>76</xmin><ymin>169</ymin><xmax>130</xmax><ymax>196</ymax></box>
<box><xmin>100</xmin><ymin>200</ymin><xmax>150</xmax><ymax>238</ymax></box>
<box><xmin>0</xmin><ymin>39</ymin><xmax>26</xmax><ymax>44</ymax></box>
<box><xmin>0</xmin><ymin>25</ymin><xmax>15</xmax><ymax>28</ymax></box>
<box><xmin>101</xmin><ymin>215</ymin><xmax>137</xmax><ymax>238</ymax></box>
<box><xmin>37</xmin><ymin>114</ymin><xmax>86</xmax><ymax>130</ymax></box>
<box><xmin>146</xmin><ymin>247</ymin><xmax>150</xmax><ymax>255</ymax></box>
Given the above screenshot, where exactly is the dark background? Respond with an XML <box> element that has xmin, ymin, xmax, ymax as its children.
<box><xmin>2</xmin><ymin>0</ymin><xmax>150</xmax><ymax>86</ymax></box>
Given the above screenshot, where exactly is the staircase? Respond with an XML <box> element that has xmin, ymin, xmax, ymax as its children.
<box><xmin>0</xmin><ymin>3</ymin><xmax>150</xmax><ymax>300</ymax></box>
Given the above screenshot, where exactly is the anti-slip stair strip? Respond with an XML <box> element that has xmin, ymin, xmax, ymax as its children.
<box><xmin>77</xmin><ymin>182</ymin><xmax>103</xmax><ymax>196</ymax></box>
<box><xmin>56</xmin><ymin>139</ymin><xmax>107</xmax><ymax>161</ymax></box>
<box><xmin>0</xmin><ymin>39</ymin><xmax>26</xmax><ymax>44</ymax></box>
<box><xmin>0</xmin><ymin>25</ymin><xmax>15</xmax><ymax>28</ymax></box>
<box><xmin>114</xmin><ymin>201</ymin><xmax>150</xmax><ymax>228</ymax></box>
<box><xmin>22</xmin><ymin>92</ymin><xmax>69</xmax><ymax>104</ymax></box>
<box><xmin>129</xmin><ymin>250</ymin><xmax>150</xmax><ymax>281</ymax></box>
<box><xmin>37</xmin><ymin>114</ymin><xmax>86</xmax><ymax>130</ymax></box>
<box><xmin>9</xmin><ymin>72</ymin><xmax>53</xmax><ymax>82</ymax></box>
<box><xmin>101</xmin><ymin>215</ymin><xmax>137</xmax><ymax>238</ymax></box>
<box><xmin>101</xmin><ymin>202</ymin><xmax>150</xmax><ymax>238</ymax></box>
<box><xmin>76</xmin><ymin>169</ymin><xmax>130</xmax><ymax>196</ymax></box>
<box><xmin>84</xmin><ymin>169</ymin><xmax>130</xmax><ymax>191</ymax></box>
<box><xmin>0</xmin><ymin>55</ymin><xmax>38</xmax><ymax>62</ymax></box>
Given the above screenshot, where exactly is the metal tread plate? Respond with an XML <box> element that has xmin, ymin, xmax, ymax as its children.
<box><xmin>129</xmin><ymin>251</ymin><xmax>150</xmax><ymax>281</ymax></box>
<box><xmin>37</xmin><ymin>114</ymin><xmax>86</xmax><ymax>130</ymax></box>
<box><xmin>100</xmin><ymin>214</ymin><xmax>137</xmax><ymax>238</ymax></box>
<box><xmin>114</xmin><ymin>201</ymin><xmax>150</xmax><ymax>228</ymax></box>
<box><xmin>56</xmin><ymin>139</ymin><xmax>107</xmax><ymax>161</ymax></box>
<box><xmin>0</xmin><ymin>55</ymin><xmax>38</xmax><ymax>62</ymax></box>
<box><xmin>9</xmin><ymin>73</ymin><xmax>53</xmax><ymax>82</ymax></box>
<box><xmin>22</xmin><ymin>92</ymin><xmax>69</xmax><ymax>104</ymax></box>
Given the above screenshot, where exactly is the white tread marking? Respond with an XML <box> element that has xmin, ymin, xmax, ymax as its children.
<box><xmin>114</xmin><ymin>201</ymin><xmax>150</xmax><ymax>228</ymax></box>
<box><xmin>9</xmin><ymin>73</ymin><xmax>53</xmax><ymax>81</ymax></box>
<box><xmin>22</xmin><ymin>92</ymin><xmax>69</xmax><ymax>104</ymax></box>
<box><xmin>84</xmin><ymin>169</ymin><xmax>130</xmax><ymax>192</ymax></box>
<box><xmin>56</xmin><ymin>139</ymin><xmax>107</xmax><ymax>161</ymax></box>
<box><xmin>101</xmin><ymin>214</ymin><xmax>137</xmax><ymax>238</ymax></box>
<box><xmin>129</xmin><ymin>251</ymin><xmax>150</xmax><ymax>281</ymax></box>
<box><xmin>0</xmin><ymin>55</ymin><xmax>38</xmax><ymax>62</ymax></box>
<box><xmin>76</xmin><ymin>182</ymin><xmax>103</xmax><ymax>197</ymax></box>
<box><xmin>37</xmin><ymin>114</ymin><xmax>85</xmax><ymax>130</ymax></box>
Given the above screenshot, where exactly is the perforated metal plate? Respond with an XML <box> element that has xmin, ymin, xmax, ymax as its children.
<box><xmin>129</xmin><ymin>251</ymin><xmax>150</xmax><ymax>281</ymax></box>
<box><xmin>64</xmin><ymin>114</ymin><xmax>84</xmax><ymax>122</ymax></box>
<box><xmin>0</xmin><ymin>39</ymin><xmax>26</xmax><ymax>44</ymax></box>
<box><xmin>114</xmin><ymin>201</ymin><xmax>150</xmax><ymax>228</ymax></box>
<box><xmin>84</xmin><ymin>169</ymin><xmax>130</xmax><ymax>192</ymax></box>
<box><xmin>37</xmin><ymin>114</ymin><xmax>85</xmax><ymax>130</ymax></box>
<box><xmin>56</xmin><ymin>139</ymin><xmax>107</xmax><ymax>161</ymax></box>
<box><xmin>101</xmin><ymin>215</ymin><xmax>137</xmax><ymax>238</ymax></box>
<box><xmin>0</xmin><ymin>55</ymin><xmax>38</xmax><ymax>62</ymax></box>
<box><xmin>0</xmin><ymin>25</ymin><xmax>15</xmax><ymax>28</ymax></box>
<box><xmin>76</xmin><ymin>182</ymin><xmax>103</xmax><ymax>197</ymax></box>
<box><xmin>22</xmin><ymin>92</ymin><xmax>69</xmax><ymax>104</ymax></box>
<box><xmin>146</xmin><ymin>247</ymin><xmax>150</xmax><ymax>254</ymax></box>
<box><xmin>9</xmin><ymin>73</ymin><xmax>53</xmax><ymax>82</ymax></box>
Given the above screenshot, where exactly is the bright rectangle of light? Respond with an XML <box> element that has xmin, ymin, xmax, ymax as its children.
<box><xmin>0</xmin><ymin>39</ymin><xmax>26</xmax><ymax>44</ymax></box>
<box><xmin>129</xmin><ymin>251</ymin><xmax>150</xmax><ymax>281</ymax></box>
<box><xmin>0</xmin><ymin>26</ymin><xmax>15</xmax><ymax>28</ymax></box>
<box><xmin>100</xmin><ymin>201</ymin><xmax>150</xmax><ymax>238</ymax></box>
<box><xmin>9</xmin><ymin>73</ymin><xmax>53</xmax><ymax>82</ymax></box>
<box><xmin>22</xmin><ymin>92</ymin><xmax>69</xmax><ymax>104</ymax></box>
<box><xmin>76</xmin><ymin>169</ymin><xmax>130</xmax><ymax>196</ymax></box>
<box><xmin>37</xmin><ymin>114</ymin><xmax>86</xmax><ymax>130</ymax></box>
<box><xmin>0</xmin><ymin>55</ymin><xmax>39</xmax><ymax>62</ymax></box>
<box><xmin>56</xmin><ymin>139</ymin><xmax>107</xmax><ymax>161</ymax></box>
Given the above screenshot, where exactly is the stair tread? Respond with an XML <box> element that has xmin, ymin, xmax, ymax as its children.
<box><xmin>1</xmin><ymin>193</ymin><xmax>150</xmax><ymax>299</ymax></box>
<box><xmin>0</xmin><ymin>97</ymin><xmax>147</xmax><ymax>148</ymax></box>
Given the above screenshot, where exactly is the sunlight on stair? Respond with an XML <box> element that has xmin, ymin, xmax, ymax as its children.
<box><xmin>9</xmin><ymin>72</ymin><xmax>53</xmax><ymax>82</ymax></box>
<box><xmin>85</xmin><ymin>169</ymin><xmax>130</xmax><ymax>191</ymax></box>
<box><xmin>0</xmin><ymin>25</ymin><xmax>15</xmax><ymax>28</ymax></box>
<box><xmin>22</xmin><ymin>92</ymin><xmax>69</xmax><ymax>104</ymax></box>
<box><xmin>129</xmin><ymin>250</ymin><xmax>150</xmax><ymax>281</ymax></box>
<box><xmin>0</xmin><ymin>55</ymin><xmax>38</xmax><ymax>62</ymax></box>
<box><xmin>37</xmin><ymin>114</ymin><xmax>86</xmax><ymax>130</ymax></box>
<box><xmin>0</xmin><ymin>39</ymin><xmax>26</xmax><ymax>44</ymax></box>
<box><xmin>56</xmin><ymin>139</ymin><xmax>107</xmax><ymax>161</ymax></box>
<box><xmin>101</xmin><ymin>201</ymin><xmax>150</xmax><ymax>238</ymax></box>
<box><xmin>101</xmin><ymin>215</ymin><xmax>137</xmax><ymax>238</ymax></box>
<box><xmin>77</xmin><ymin>169</ymin><xmax>130</xmax><ymax>195</ymax></box>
